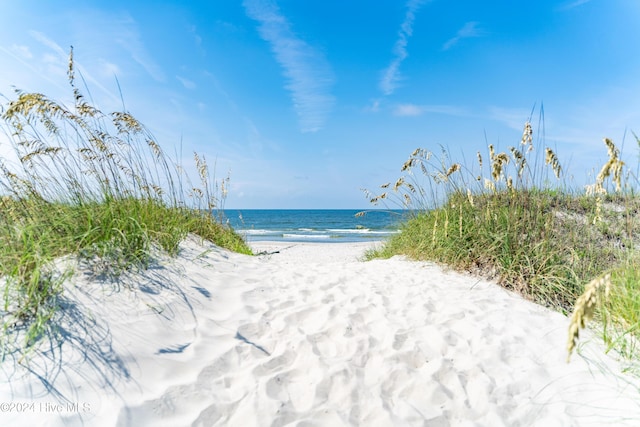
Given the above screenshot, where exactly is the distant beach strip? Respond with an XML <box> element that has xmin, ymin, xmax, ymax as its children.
<box><xmin>222</xmin><ymin>209</ymin><xmax>405</xmax><ymax>242</ymax></box>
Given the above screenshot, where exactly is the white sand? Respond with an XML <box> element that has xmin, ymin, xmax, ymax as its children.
<box><xmin>1</xmin><ymin>237</ymin><xmax>640</xmax><ymax>426</ymax></box>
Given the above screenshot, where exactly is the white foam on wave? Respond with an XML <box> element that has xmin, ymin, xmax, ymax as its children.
<box><xmin>327</xmin><ymin>228</ymin><xmax>400</xmax><ymax>235</ymax></box>
<box><xmin>327</xmin><ymin>228</ymin><xmax>371</xmax><ymax>234</ymax></box>
<box><xmin>282</xmin><ymin>234</ymin><xmax>332</xmax><ymax>239</ymax></box>
<box><xmin>241</xmin><ymin>229</ymin><xmax>278</xmax><ymax>235</ymax></box>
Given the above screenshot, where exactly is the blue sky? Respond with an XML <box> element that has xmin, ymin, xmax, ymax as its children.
<box><xmin>1</xmin><ymin>0</ymin><xmax>639</xmax><ymax>208</ymax></box>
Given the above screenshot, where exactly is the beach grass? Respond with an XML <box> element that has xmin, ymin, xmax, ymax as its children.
<box><xmin>0</xmin><ymin>49</ymin><xmax>250</xmax><ymax>352</ymax></box>
<box><xmin>364</xmin><ymin>120</ymin><xmax>640</xmax><ymax>365</ymax></box>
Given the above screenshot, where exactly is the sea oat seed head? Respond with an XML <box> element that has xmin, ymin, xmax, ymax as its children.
<box><xmin>592</xmin><ymin>196</ymin><xmax>603</xmax><ymax>225</ymax></box>
<box><xmin>585</xmin><ymin>184</ymin><xmax>594</xmax><ymax>196</ymax></box>
<box><xmin>484</xmin><ymin>179</ymin><xmax>496</xmax><ymax>192</ymax></box>
<box><xmin>567</xmin><ymin>273</ymin><xmax>612</xmax><ymax>361</ymax></box>
<box><xmin>446</xmin><ymin>163</ymin><xmax>461</xmax><ymax>177</ymax></box>
<box><xmin>521</xmin><ymin>121</ymin><xmax>533</xmax><ymax>147</ymax></box>
<box><xmin>394</xmin><ymin>177</ymin><xmax>404</xmax><ymax>191</ymax></box>
<box><xmin>432</xmin><ymin>215</ymin><xmax>438</xmax><ymax>245</ymax></box>
<box><xmin>401</xmin><ymin>158</ymin><xmax>415</xmax><ymax>172</ymax></box>
<box><xmin>496</xmin><ymin>153</ymin><xmax>510</xmax><ymax>164</ymax></box>
<box><xmin>545</xmin><ymin>148</ymin><xmax>562</xmax><ymax>179</ymax></box>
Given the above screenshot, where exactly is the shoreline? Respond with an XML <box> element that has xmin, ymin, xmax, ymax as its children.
<box><xmin>1</xmin><ymin>237</ymin><xmax>640</xmax><ymax>426</ymax></box>
<box><xmin>249</xmin><ymin>240</ymin><xmax>384</xmax><ymax>263</ymax></box>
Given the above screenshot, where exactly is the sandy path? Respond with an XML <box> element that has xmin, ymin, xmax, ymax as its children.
<box><xmin>1</xmin><ymin>238</ymin><xmax>639</xmax><ymax>426</ymax></box>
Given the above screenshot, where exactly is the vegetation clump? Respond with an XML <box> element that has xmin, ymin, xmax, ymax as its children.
<box><xmin>364</xmin><ymin>118</ymin><xmax>640</xmax><ymax>365</ymax></box>
<box><xmin>0</xmin><ymin>49</ymin><xmax>250</xmax><ymax>352</ymax></box>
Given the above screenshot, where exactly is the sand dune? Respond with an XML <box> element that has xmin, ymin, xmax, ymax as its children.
<box><xmin>1</xmin><ymin>236</ymin><xmax>639</xmax><ymax>426</ymax></box>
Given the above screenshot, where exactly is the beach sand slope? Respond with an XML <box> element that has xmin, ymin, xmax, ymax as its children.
<box><xmin>1</xmin><ymin>237</ymin><xmax>639</xmax><ymax>426</ymax></box>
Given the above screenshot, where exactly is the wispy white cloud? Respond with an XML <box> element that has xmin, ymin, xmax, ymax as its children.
<box><xmin>29</xmin><ymin>31</ymin><xmax>67</xmax><ymax>56</ymax></box>
<box><xmin>365</xmin><ymin>99</ymin><xmax>382</xmax><ymax>113</ymax></box>
<box><xmin>486</xmin><ymin>106</ymin><xmax>532</xmax><ymax>131</ymax></box>
<box><xmin>11</xmin><ymin>44</ymin><xmax>32</xmax><ymax>59</ymax></box>
<box><xmin>380</xmin><ymin>0</ymin><xmax>427</xmax><ymax>96</ymax></box>
<box><xmin>188</xmin><ymin>24</ymin><xmax>207</xmax><ymax>56</ymax></box>
<box><xmin>393</xmin><ymin>103</ymin><xmax>468</xmax><ymax>117</ymax></box>
<box><xmin>394</xmin><ymin>104</ymin><xmax>423</xmax><ymax>116</ymax></box>
<box><xmin>28</xmin><ymin>31</ymin><xmax>120</xmax><ymax>103</ymax></box>
<box><xmin>188</xmin><ymin>25</ymin><xmax>203</xmax><ymax>47</ymax></box>
<box><xmin>243</xmin><ymin>0</ymin><xmax>335</xmax><ymax>133</ymax></box>
<box><xmin>98</xmin><ymin>59</ymin><xmax>121</xmax><ymax>79</ymax></box>
<box><xmin>0</xmin><ymin>44</ymin><xmax>56</xmax><ymax>89</ymax></box>
<box><xmin>29</xmin><ymin>30</ymin><xmax>69</xmax><ymax>78</ymax></box>
<box><xmin>113</xmin><ymin>15</ymin><xmax>166</xmax><ymax>83</ymax></box>
<box><xmin>558</xmin><ymin>0</ymin><xmax>591</xmax><ymax>11</ymax></box>
<box><xmin>176</xmin><ymin>75</ymin><xmax>196</xmax><ymax>89</ymax></box>
<box><xmin>442</xmin><ymin>21</ymin><xmax>483</xmax><ymax>51</ymax></box>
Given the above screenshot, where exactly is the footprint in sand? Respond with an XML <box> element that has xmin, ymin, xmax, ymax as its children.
<box><xmin>284</xmin><ymin>306</ymin><xmax>330</xmax><ymax>335</ymax></box>
<box><xmin>344</xmin><ymin>324</ymin><xmax>354</xmax><ymax>338</ymax></box>
<box><xmin>236</xmin><ymin>322</ymin><xmax>274</xmax><ymax>356</ymax></box>
<box><xmin>190</xmin><ymin>399</ymin><xmax>242</xmax><ymax>427</ymax></box>
<box><xmin>275</xmin><ymin>299</ymin><xmax>295</xmax><ymax>310</ymax></box>
<box><xmin>240</xmin><ymin>287</ymin><xmax>273</xmax><ymax>309</ymax></box>
<box><xmin>380</xmin><ymin>368</ymin><xmax>414</xmax><ymax>401</ymax></box>
<box><xmin>350</xmin><ymin>294</ymin><xmax>367</xmax><ymax>308</ymax></box>
<box><xmin>307</xmin><ymin>331</ymin><xmax>339</xmax><ymax>358</ymax></box>
<box><xmin>298</xmin><ymin>289</ymin><xmax>313</xmax><ymax>302</ymax></box>
<box><xmin>314</xmin><ymin>368</ymin><xmax>353</xmax><ymax>405</ymax></box>
<box><xmin>380</xmin><ymin>295</ymin><xmax>391</xmax><ymax>309</ymax></box>
<box><xmin>320</xmin><ymin>278</ymin><xmax>343</xmax><ymax>291</ymax></box>
<box><xmin>265</xmin><ymin>368</ymin><xmax>320</xmax><ymax>412</ymax></box>
<box><xmin>429</xmin><ymin>384</ymin><xmax>453</xmax><ymax>407</ymax></box>
<box><xmin>321</xmin><ymin>294</ymin><xmax>335</xmax><ymax>305</ymax></box>
<box><xmin>350</xmin><ymin>339</ymin><xmax>372</xmax><ymax>367</ymax></box>
<box><xmin>347</xmin><ymin>312</ymin><xmax>365</xmax><ymax>331</ymax></box>
<box><xmin>463</xmin><ymin>369</ymin><xmax>495</xmax><ymax>412</ymax></box>
<box><xmin>392</xmin><ymin>330</ymin><xmax>409</xmax><ymax>350</ymax></box>
<box><xmin>443</xmin><ymin>330</ymin><xmax>459</xmax><ymax>347</ymax></box>
<box><xmin>237</xmin><ymin>321</ymin><xmax>268</xmax><ymax>338</ymax></box>
<box><xmin>396</xmin><ymin>345</ymin><xmax>428</xmax><ymax>369</ymax></box>
<box><xmin>432</xmin><ymin>360</ymin><xmax>466</xmax><ymax>398</ymax></box>
<box><xmin>203</xmin><ymin>348</ymin><xmax>242</xmax><ymax>379</ymax></box>
<box><xmin>253</xmin><ymin>349</ymin><xmax>296</xmax><ymax>377</ymax></box>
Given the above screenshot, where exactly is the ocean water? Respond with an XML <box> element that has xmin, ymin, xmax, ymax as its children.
<box><xmin>222</xmin><ymin>209</ymin><xmax>407</xmax><ymax>243</ymax></box>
